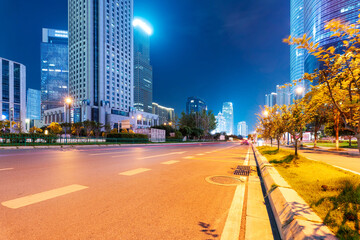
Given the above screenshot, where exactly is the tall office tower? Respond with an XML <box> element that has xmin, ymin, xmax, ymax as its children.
<box><xmin>152</xmin><ymin>102</ymin><xmax>174</xmax><ymax>125</ymax></box>
<box><xmin>304</xmin><ymin>0</ymin><xmax>360</xmax><ymax>73</ymax></box>
<box><xmin>237</xmin><ymin>121</ymin><xmax>248</xmax><ymax>137</ymax></box>
<box><xmin>26</xmin><ymin>89</ymin><xmax>41</xmax><ymax>128</ymax></box>
<box><xmin>290</xmin><ymin>0</ymin><xmax>306</xmax><ymax>101</ymax></box>
<box><xmin>0</xmin><ymin>57</ymin><xmax>26</xmax><ymax>130</ymax></box>
<box><xmin>215</xmin><ymin>112</ymin><xmax>226</xmax><ymax>133</ymax></box>
<box><xmin>68</xmin><ymin>0</ymin><xmax>134</xmax><ymax>125</ymax></box>
<box><xmin>186</xmin><ymin>97</ymin><xmax>207</xmax><ymax>114</ymax></box>
<box><xmin>133</xmin><ymin>18</ymin><xmax>153</xmax><ymax>113</ymax></box>
<box><xmin>222</xmin><ymin>102</ymin><xmax>234</xmax><ymax>135</ymax></box>
<box><xmin>41</xmin><ymin>28</ymin><xmax>69</xmax><ymax>117</ymax></box>
<box><xmin>265</xmin><ymin>92</ymin><xmax>277</xmax><ymax>107</ymax></box>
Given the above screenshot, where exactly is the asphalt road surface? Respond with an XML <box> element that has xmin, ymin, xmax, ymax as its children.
<box><xmin>0</xmin><ymin>142</ymin><xmax>259</xmax><ymax>240</ymax></box>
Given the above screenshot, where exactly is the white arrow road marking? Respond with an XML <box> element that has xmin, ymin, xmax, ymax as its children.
<box><xmin>2</xmin><ymin>184</ymin><xmax>89</xmax><ymax>209</ymax></box>
<box><xmin>119</xmin><ymin>168</ymin><xmax>151</xmax><ymax>176</ymax></box>
<box><xmin>137</xmin><ymin>152</ymin><xmax>186</xmax><ymax>160</ymax></box>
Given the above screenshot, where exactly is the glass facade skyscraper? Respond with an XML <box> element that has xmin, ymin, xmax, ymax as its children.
<box><xmin>222</xmin><ymin>102</ymin><xmax>234</xmax><ymax>135</ymax></box>
<box><xmin>40</xmin><ymin>28</ymin><xmax>69</xmax><ymax>117</ymax></box>
<box><xmin>152</xmin><ymin>102</ymin><xmax>174</xmax><ymax>125</ymax></box>
<box><xmin>133</xmin><ymin>19</ymin><xmax>153</xmax><ymax>113</ymax></box>
<box><xmin>26</xmin><ymin>89</ymin><xmax>41</xmax><ymax>120</ymax></box>
<box><xmin>304</xmin><ymin>0</ymin><xmax>360</xmax><ymax>73</ymax></box>
<box><xmin>0</xmin><ymin>57</ymin><xmax>26</xmax><ymax>130</ymax></box>
<box><xmin>186</xmin><ymin>97</ymin><xmax>207</xmax><ymax>114</ymax></box>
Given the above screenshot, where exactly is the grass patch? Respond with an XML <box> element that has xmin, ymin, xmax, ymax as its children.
<box><xmin>304</xmin><ymin>142</ymin><xmax>358</xmax><ymax>149</ymax></box>
<box><xmin>258</xmin><ymin>146</ymin><xmax>360</xmax><ymax>239</ymax></box>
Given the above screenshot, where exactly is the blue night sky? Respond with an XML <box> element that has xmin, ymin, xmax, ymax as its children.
<box><xmin>0</xmin><ymin>0</ymin><xmax>290</xmax><ymax>131</ymax></box>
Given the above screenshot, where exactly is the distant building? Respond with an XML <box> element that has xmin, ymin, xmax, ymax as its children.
<box><xmin>133</xmin><ymin>18</ymin><xmax>153</xmax><ymax>113</ymax></box>
<box><xmin>215</xmin><ymin>112</ymin><xmax>226</xmax><ymax>133</ymax></box>
<box><xmin>152</xmin><ymin>102</ymin><xmax>175</xmax><ymax>125</ymax></box>
<box><xmin>276</xmin><ymin>84</ymin><xmax>291</xmax><ymax>106</ymax></box>
<box><xmin>0</xmin><ymin>57</ymin><xmax>26</xmax><ymax>131</ymax></box>
<box><xmin>222</xmin><ymin>102</ymin><xmax>234</xmax><ymax>135</ymax></box>
<box><xmin>265</xmin><ymin>92</ymin><xmax>277</xmax><ymax>107</ymax></box>
<box><xmin>237</xmin><ymin>121</ymin><xmax>248</xmax><ymax>137</ymax></box>
<box><xmin>26</xmin><ymin>89</ymin><xmax>41</xmax><ymax>128</ymax></box>
<box><xmin>186</xmin><ymin>97</ymin><xmax>207</xmax><ymax>114</ymax></box>
<box><xmin>40</xmin><ymin>28</ymin><xmax>69</xmax><ymax>118</ymax></box>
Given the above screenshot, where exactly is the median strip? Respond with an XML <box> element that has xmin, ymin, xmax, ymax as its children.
<box><xmin>119</xmin><ymin>168</ymin><xmax>151</xmax><ymax>176</ymax></box>
<box><xmin>1</xmin><ymin>184</ymin><xmax>88</xmax><ymax>209</ymax></box>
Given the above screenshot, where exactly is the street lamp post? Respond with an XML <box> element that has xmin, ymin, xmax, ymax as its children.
<box><xmin>64</xmin><ymin>97</ymin><xmax>72</xmax><ymax>144</ymax></box>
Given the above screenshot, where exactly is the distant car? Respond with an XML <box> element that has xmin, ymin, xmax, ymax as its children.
<box><xmin>240</xmin><ymin>140</ymin><xmax>249</xmax><ymax>145</ymax></box>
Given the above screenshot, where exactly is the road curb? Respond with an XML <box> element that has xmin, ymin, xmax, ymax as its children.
<box><xmin>252</xmin><ymin>146</ymin><xmax>337</xmax><ymax>240</ymax></box>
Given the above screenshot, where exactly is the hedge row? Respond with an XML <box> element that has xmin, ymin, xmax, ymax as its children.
<box><xmin>106</xmin><ymin>133</ymin><xmax>148</xmax><ymax>139</ymax></box>
<box><xmin>0</xmin><ymin>133</ymin><xmax>58</xmax><ymax>144</ymax></box>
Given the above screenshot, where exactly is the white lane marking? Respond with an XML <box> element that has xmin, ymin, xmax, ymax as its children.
<box><xmin>119</xmin><ymin>168</ymin><xmax>151</xmax><ymax>176</ymax></box>
<box><xmin>111</xmin><ymin>154</ymin><xmax>135</xmax><ymax>158</ymax></box>
<box><xmin>1</xmin><ymin>184</ymin><xmax>88</xmax><ymax>209</ymax></box>
<box><xmin>197</xmin><ymin>153</ymin><xmax>205</xmax><ymax>156</ymax></box>
<box><xmin>205</xmin><ymin>152</ymin><xmax>212</xmax><ymax>154</ymax></box>
<box><xmin>89</xmin><ymin>152</ymin><xmax>135</xmax><ymax>156</ymax></box>
<box><xmin>244</xmin><ymin>148</ymin><xmax>251</xmax><ymax>166</ymax></box>
<box><xmin>161</xmin><ymin>160</ymin><xmax>180</xmax><ymax>165</ymax></box>
<box><xmin>183</xmin><ymin>156</ymin><xmax>194</xmax><ymax>159</ymax></box>
<box><xmin>221</xmin><ymin>178</ymin><xmax>246</xmax><ymax>240</ymax></box>
<box><xmin>137</xmin><ymin>152</ymin><xmax>186</xmax><ymax>160</ymax></box>
<box><xmin>0</xmin><ymin>168</ymin><xmax>14</xmax><ymax>171</ymax></box>
<box><xmin>332</xmin><ymin>165</ymin><xmax>360</xmax><ymax>176</ymax></box>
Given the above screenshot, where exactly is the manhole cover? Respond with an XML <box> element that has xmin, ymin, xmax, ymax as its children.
<box><xmin>205</xmin><ymin>175</ymin><xmax>243</xmax><ymax>186</ymax></box>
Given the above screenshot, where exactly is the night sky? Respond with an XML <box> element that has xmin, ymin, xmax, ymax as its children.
<box><xmin>0</xmin><ymin>0</ymin><xmax>290</xmax><ymax>131</ymax></box>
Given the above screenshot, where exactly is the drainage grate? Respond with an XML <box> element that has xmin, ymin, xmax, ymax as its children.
<box><xmin>234</xmin><ymin>165</ymin><xmax>251</xmax><ymax>176</ymax></box>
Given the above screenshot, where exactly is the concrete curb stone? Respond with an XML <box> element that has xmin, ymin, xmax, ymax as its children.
<box><xmin>252</xmin><ymin>146</ymin><xmax>337</xmax><ymax>240</ymax></box>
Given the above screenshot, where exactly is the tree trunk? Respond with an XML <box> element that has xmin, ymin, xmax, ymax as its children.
<box><xmin>294</xmin><ymin>138</ymin><xmax>298</xmax><ymax>156</ymax></box>
<box><xmin>270</xmin><ymin>138</ymin><xmax>273</xmax><ymax>147</ymax></box>
<box><xmin>356</xmin><ymin>134</ymin><xmax>360</xmax><ymax>154</ymax></box>
<box><xmin>334</xmin><ymin>111</ymin><xmax>340</xmax><ymax>150</ymax></box>
<box><xmin>349</xmin><ymin>136</ymin><xmax>352</xmax><ymax>147</ymax></box>
<box><xmin>277</xmin><ymin>137</ymin><xmax>280</xmax><ymax>150</ymax></box>
<box><xmin>314</xmin><ymin>127</ymin><xmax>318</xmax><ymax>148</ymax></box>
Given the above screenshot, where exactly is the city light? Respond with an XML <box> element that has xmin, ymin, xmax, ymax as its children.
<box><xmin>263</xmin><ymin>110</ymin><xmax>269</xmax><ymax>117</ymax></box>
<box><xmin>137</xmin><ymin>115</ymin><xmax>142</xmax><ymax>120</ymax></box>
<box><xmin>1</xmin><ymin>115</ymin><xmax>6</xmax><ymax>120</ymax></box>
<box><xmin>65</xmin><ymin>97</ymin><xmax>72</xmax><ymax>105</ymax></box>
<box><xmin>296</xmin><ymin>86</ymin><xmax>304</xmax><ymax>95</ymax></box>
<box><xmin>133</xmin><ymin>18</ymin><xmax>153</xmax><ymax>35</ymax></box>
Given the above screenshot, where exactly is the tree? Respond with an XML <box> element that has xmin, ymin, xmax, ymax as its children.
<box><xmin>47</xmin><ymin>122</ymin><xmax>62</xmax><ymax>135</ymax></box>
<box><xmin>29</xmin><ymin>126</ymin><xmax>43</xmax><ymax>133</ymax></box>
<box><xmin>71</xmin><ymin>122</ymin><xmax>83</xmax><ymax>137</ymax></box>
<box><xmin>284</xmin><ymin>16</ymin><xmax>360</xmax><ymax>153</ymax></box>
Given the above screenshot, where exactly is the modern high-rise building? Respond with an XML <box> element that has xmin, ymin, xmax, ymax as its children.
<box><xmin>222</xmin><ymin>102</ymin><xmax>234</xmax><ymax>135</ymax></box>
<box><xmin>68</xmin><ymin>0</ymin><xmax>134</xmax><ymax>125</ymax></box>
<box><xmin>0</xmin><ymin>57</ymin><xmax>26</xmax><ymax>130</ymax></box>
<box><xmin>152</xmin><ymin>102</ymin><xmax>174</xmax><ymax>125</ymax></box>
<box><xmin>133</xmin><ymin>18</ymin><xmax>153</xmax><ymax>113</ymax></box>
<box><xmin>276</xmin><ymin>84</ymin><xmax>291</xmax><ymax>106</ymax></box>
<box><xmin>41</xmin><ymin>28</ymin><xmax>69</xmax><ymax>117</ymax></box>
<box><xmin>26</xmin><ymin>89</ymin><xmax>41</xmax><ymax>120</ymax></box>
<box><xmin>265</xmin><ymin>92</ymin><xmax>277</xmax><ymax>107</ymax></box>
<box><xmin>237</xmin><ymin>121</ymin><xmax>248</xmax><ymax>137</ymax></box>
<box><xmin>289</xmin><ymin>0</ymin><xmax>360</xmax><ymax>101</ymax></box>
<box><xmin>215</xmin><ymin>112</ymin><xmax>226</xmax><ymax>134</ymax></box>
<box><xmin>186</xmin><ymin>97</ymin><xmax>207</xmax><ymax>114</ymax></box>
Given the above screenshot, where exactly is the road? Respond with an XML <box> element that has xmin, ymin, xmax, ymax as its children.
<box><xmin>0</xmin><ymin>142</ymin><xmax>276</xmax><ymax>240</ymax></box>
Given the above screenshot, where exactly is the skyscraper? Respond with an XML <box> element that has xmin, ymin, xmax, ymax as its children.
<box><xmin>68</xmin><ymin>0</ymin><xmax>134</xmax><ymax>125</ymax></box>
<box><xmin>133</xmin><ymin>18</ymin><xmax>153</xmax><ymax>113</ymax></box>
<box><xmin>265</xmin><ymin>92</ymin><xmax>277</xmax><ymax>107</ymax></box>
<box><xmin>0</xmin><ymin>57</ymin><xmax>26</xmax><ymax>130</ymax></box>
<box><xmin>186</xmin><ymin>97</ymin><xmax>207</xmax><ymax>114</ymax></box>
<box><xmin>222</xmin><ymin>102</ymin><xmax>234</xmax><ymax>135</ymax></box>
<box><xmin>215</xmin><ymin>112</ymin><xmax>226</xmax><ymax>133</ymax></box>
<box><xmin>26</xmin><ymin>89</ymin><xmax>41</xmax><ymax>120</ymax></box>
<box><xmin>276</xmin><ymin>84</ymin><xmax>291</xmax><ymax>106</ymax></box>
<box><xmin>237</xmin><ymin>121</ymin><xmax>248</xmax><ymax>137</ymax></box>
<box><xmin>41</xmin><ymin>28</ymin><xmax>69</xmax><ymax>117</ymax></box>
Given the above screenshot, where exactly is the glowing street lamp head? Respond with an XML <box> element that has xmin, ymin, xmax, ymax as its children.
<box><xmin>65</xmin><ymin>97</ymin><xmax>72</xmax><ymax>105</ymax></box>
<box><xmin>263</xmin><ymin>110</ymin><xmax>269</xmax><ymax>117</ymax></box>
<box><xmin>296</xmin><ymin>86</ymin><xmax>304</xmax><ymax>95</ymax></box>
<box><xmin>133</xmin><ymin>18</ymin><xmax>153</xmax><ymax>35</ymax></box>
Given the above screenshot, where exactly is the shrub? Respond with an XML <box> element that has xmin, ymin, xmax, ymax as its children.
<box><xmin>106</xmin><ymin>133</ymin><xmax>149</xmax><ymax>143</ymax></box>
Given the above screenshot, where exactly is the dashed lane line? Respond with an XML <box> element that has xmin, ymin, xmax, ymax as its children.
<box><xmin>119</xmin><ymin>168</ymin><xmax>151</xmax><ymax>176</ymax></box>
<box><xmin>1</xmin><ymin>184</ymin><xmax>89</xmax><ymax>209</ymax></box>
<box><xmin>137</xmin><ymin>152</ymin><xmax>186</xmax><ymax>160</ymax></box>
<box><xmin>196</xmin><ymin>153</ymin><xmax>205</xmax><ymax>156</ymax></box>
<box><xmin>183</xmin><ymin>156</ymin><xmax>194</xmax><ymax>159</ymax></box>
<box><xmin>0</xmin><ymin>168</ymin><xmax>14</xmax><ymax>171</ymax></box>
<box><xmin>161</xmin><ymin>160</ymin><xmax>180</xmax><ymax>165</ymax></box>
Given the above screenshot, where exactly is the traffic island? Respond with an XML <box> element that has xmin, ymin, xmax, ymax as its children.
<box><xmin>255</xmin><ymin>146</ymin><xmax>360</xmax><ymax>239</ymax></box>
